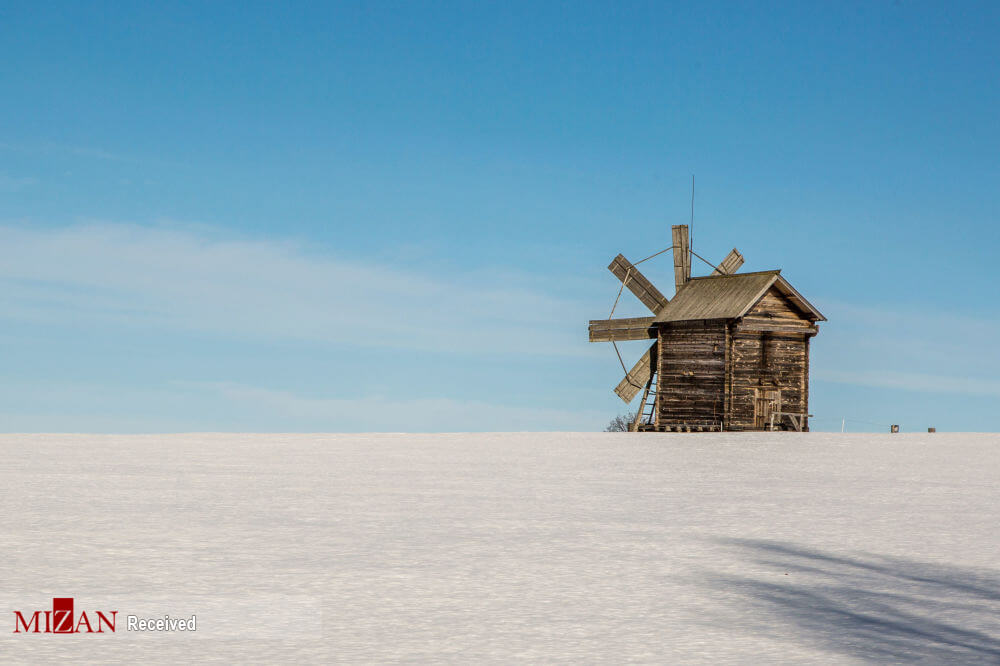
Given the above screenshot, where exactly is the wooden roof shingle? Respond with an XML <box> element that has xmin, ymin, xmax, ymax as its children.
<box><xmin>653</xmin><ymin>270</ymin><xmax>825</xmax><ymax>323</ymax></box>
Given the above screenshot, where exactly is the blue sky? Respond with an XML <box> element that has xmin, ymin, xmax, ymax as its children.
<box><xmin>1</xmin><ymin>1</ymin><xmax>997</xmax><ymax>432</ymax></box>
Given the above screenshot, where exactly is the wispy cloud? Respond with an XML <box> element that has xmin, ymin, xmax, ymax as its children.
<box><xmin>816</xmin><ymin>369</ymin><xmax>1000</xmax><ymax>398</ymax></box>
<box><xmin>0</xmin><ymin>173</ymin><xmax>38</xmax><ymax>192</ymax></box>
<box><xmin>180</xmin><ymin>381</ymin><xmax>605</xmax><ymax>432</ymax></box>
<box><xmin>0</xmin><ymin>141</ymin><xmax>188</xmax><ymax>168</ymax></box>
<box><xmin>0</xmin><ymin>223</ymin><xmax>592</xmax><ymax>357</ymax></box>
<box><xmin>0</xmin><ymin>378</ymin><xmax>606</xmax><ymax>432</ymax></box>
<box><xmin>812</xmin><ymin>300</ymin><xmax>1000</xmax><ymax>399</ymax></box>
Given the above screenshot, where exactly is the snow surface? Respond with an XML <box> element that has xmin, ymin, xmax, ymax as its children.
<box><xmin>1</xmin><ymin>432</ymin><xmax>999</xmax><ymax>663</ymax></box>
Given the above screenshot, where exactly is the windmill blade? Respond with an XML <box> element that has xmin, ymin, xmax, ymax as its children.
<box><xmin>671</xmin><ymin>225</ymin><xmax>691</xmax><ymax>293</ymax></box>
<box><xmin>607</xmin><ymin>254</ymin><xmax>669</xmax><ymax>313</ymax></box>
<box><xmin>711</xmin><ymin>248</ymin><xmax>745</xmax><ymax>276</ymax></box>
<box><xmin>589</xmin><ymin>317</ymin><xmax>656</xmax><ymax>342</ymax></box>
<box><xmin>614</xmin><ymin>342</ymin><xmax>657</xmax><ymax>403</ymax></box>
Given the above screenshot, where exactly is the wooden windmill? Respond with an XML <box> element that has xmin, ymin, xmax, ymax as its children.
<box><xmin>589</xmin><ymin>225</ymin><xmax>825</xmax><ymax>432</ymax></box>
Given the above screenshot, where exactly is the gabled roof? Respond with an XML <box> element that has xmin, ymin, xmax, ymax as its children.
<box><xmin>652</xmin><ymin>270</ymin><xmax>826</xmax><ymax>323</ymax></box>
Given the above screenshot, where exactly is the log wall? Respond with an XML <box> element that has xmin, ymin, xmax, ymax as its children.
<box><xmin>740</xmin><ymin>290</ymin><xmax>815</xmax><ymax>331</ymax></box>
<box><xmin>656</xmin><ymin>321</ymin><xmax>727</xmax><ymax>428</ymax></box>
<box><xmin>727</xmin><ymin>286</ymin><xmax>814</xmax><ymax>431</ymax></box>
<box><xmin>726</xmin><ymin>331</ymin><xmax>810</xmax><ymax>430</ymax></box>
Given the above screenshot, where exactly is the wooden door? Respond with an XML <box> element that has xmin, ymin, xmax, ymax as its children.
<box><xmin>754</xmin><ymin>389</ymin><xmax>782</xmax><ymax>430</ymax></box>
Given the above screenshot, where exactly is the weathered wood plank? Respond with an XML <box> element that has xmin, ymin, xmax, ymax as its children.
<box><xmin>724</xmin><ymin>323</ymin><xmax>732</xmax><ymax>430</ymax></box>
<box><xmin>671</xmin><ymin>225</ymin><xmax>690</xmax><ymax>293</ymax></box>
<box><xmin>742</xmin><ymin>289</ymin><xmax>813</xmax><ymax>326</ymax></box>
<box><xmin>657</xmin><ymin>320</ymin><xmax>726</xmax><ymax>425</ymax></box>
<box><xmin>802</xmin><ymin>336</ymin><xmax>810</xmax><ymax>431</ymax></box>
<box><xmin>711</xmin><ymin>248</ymin><xmax>745</xmax><ymax>275</ymax></box>
<box><xmin>607</xmin><ymin>254</ymin><xmax>669</xmax><ymax>313</ymax></box>
<box><xmin>589</xmin><ymin>317</ymin><xmax>656</xmax><ymax>342</ymax></box>
<box><xmin>726</xmin><ymin>328</ymin><xmax>809</xmax><ymax>431</ymax></box>
<box><xmin>735</xmin><ymin>322</ymin><xmax>819</xmax><ymax>334</ymax></box>
<box><xmin>614</xmin><ymin>342</ymin><xmax>657</xmax><ymax>403</ymax></box>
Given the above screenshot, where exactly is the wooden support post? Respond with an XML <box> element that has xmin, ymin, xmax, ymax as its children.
<box><xmin>671</xmin><ymin>225</ymin><xmax>690</xmax><ymax>294</ymax></box>
<box><xmin>723</xmin><ymin>323</ymin><xmax>732</xmax><ymax>431</ymax></box>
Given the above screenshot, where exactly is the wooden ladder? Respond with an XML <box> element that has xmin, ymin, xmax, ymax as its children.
<box><xmin>630</xmin><ymin>374</ymin><xmax>658</xmax><ymax>431</ymax></box>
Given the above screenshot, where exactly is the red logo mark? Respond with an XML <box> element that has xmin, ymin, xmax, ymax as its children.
<box><xmin>13</xmin><ymin>598</ymin><xmax>116</xmax><ymax>634</ymax></box>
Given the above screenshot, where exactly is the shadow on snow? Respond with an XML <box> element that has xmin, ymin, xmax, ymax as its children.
<box><xmin>710</xmin><ymin>538</ymin><xmax>1000</xmax><ymax>663</ymax></box>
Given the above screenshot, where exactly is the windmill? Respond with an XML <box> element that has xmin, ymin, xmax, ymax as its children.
<box><xmin>589</xmin><ymin>224</ymin><xmax>824</xmax><ymax>432</ymax></box>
